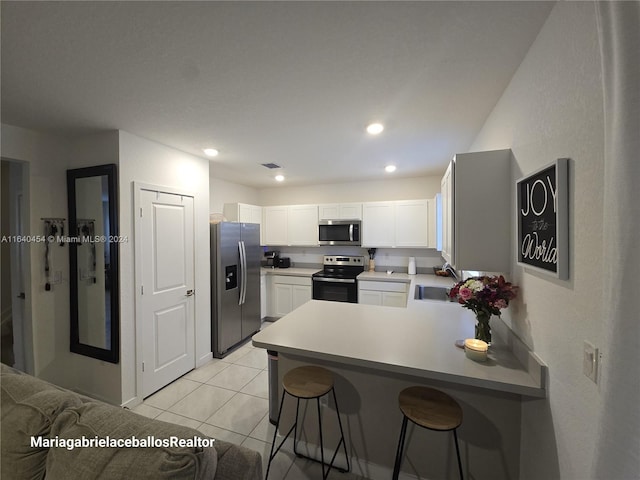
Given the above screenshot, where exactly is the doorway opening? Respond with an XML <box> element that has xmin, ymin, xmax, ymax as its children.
<box><xmin>1</xmin><ymin>158</ymin><xmax>32</xmax><ymax>372</ymax></box>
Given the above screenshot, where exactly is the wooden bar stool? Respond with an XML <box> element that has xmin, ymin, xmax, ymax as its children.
<box><xmin>266</xmin><ymin>366</ymin><xmax>349</xmax><ymax>480</ymax></box>
<box><xmin>392</xmin><ymin>386</ymin><xmax>464</xmax><ymax>480</ymax></box>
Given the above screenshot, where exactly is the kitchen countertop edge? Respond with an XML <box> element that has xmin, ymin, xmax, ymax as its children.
<box><xmin>253</xmin><ymin>299</ymin><xmax>547</xmax><ymax>398</ymax></box>
<box><xmin>261</xmin><ymin>267</ymin><xmax>319</xmax><ymax>277</ymax></box>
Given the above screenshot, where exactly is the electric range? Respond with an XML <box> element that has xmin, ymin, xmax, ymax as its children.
<box><xmin>312</xmin><ymin>255</ymin><xmax>365</xmax><ymax>303</ymax></box>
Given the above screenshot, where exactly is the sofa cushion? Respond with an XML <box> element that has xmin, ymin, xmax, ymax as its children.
<box><xmin>46</xmin><ymin>402</ymin><xmax>217</xmax><ymax>479</ymax></box>
<box><xmin>213</xmin><ymin>440</ymin><xmax>263</xmax><ymax>480</ymax></box>
<box><xmin>1</xmin><ymin>369</ymin><xmax>83</xmax><ymax>480</ymax></box>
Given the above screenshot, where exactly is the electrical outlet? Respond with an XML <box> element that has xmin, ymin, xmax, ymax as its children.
<box><xmin>583</xmin><ymin>341</ymin><xmax>598</xmax><ymax>383</ymax></box>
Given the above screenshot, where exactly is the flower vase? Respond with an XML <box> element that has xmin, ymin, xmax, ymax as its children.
<box><xmin>475</xmin><ymin>311</ymin><xmax>492</xmax><ymax>344</ymax></box>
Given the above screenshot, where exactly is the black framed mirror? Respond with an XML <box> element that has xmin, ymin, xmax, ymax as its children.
<box><xmin>67</xmin><ymin>164</ymin><xmax>119</xmax><ymax>363</ymax></box>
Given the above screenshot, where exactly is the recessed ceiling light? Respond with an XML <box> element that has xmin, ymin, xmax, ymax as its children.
<box><xmin>203</xmin><ymin>148</ymin><xmax>219</xmax><ymax>157</ymax></box>
<box><xmin>385</xmin><ymin>165</ymin><xmax>397</xmax><ymax>173</ymax></box>
<box><xmin>366</xmin><ymin>123</ymin><xmax>384</xmax><ymax>135</ymax></box>
<box><xmin>275</xmin><ymin>174</ymin><xmax>285</xmax><ymax>182</ymax></box>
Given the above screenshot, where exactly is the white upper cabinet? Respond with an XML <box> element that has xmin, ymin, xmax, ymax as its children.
<box><xmin>441</xmin><ymin>149</ymin><xmax>511</xmax><ymax>272</ymax></box>
<box><xmin>362</xmin><ymin>202</ymin><xmax>396</xmax><ymax>247</ymax></box>
<box><xmin>262</xmin><ymin>206</ymin><xmax>289</xmax><ymax>246</ymax></box>
<box><xmin>434</xmin><ymin>193</ymin><xmax>443</xmax><ymax>252</ymax></box>
<box><xmin>318</xmin><ymin>203</ymin><xmax>363</xmax><ymax>220</ymax></box>
<box><xmin>223</xmin><ymin>203</ymin><xmax>262</xmax><ymax>224</ymax></box>
<box><xmin>440</xmin><ymin>163</ymin><xmax>454</xmax><ymax>264</ymax></box>
<box><xmin>288</xmin><ymin>204</ymin><xmax>319</xmax><ymax>246</ymax></box>
<box><xmin>363</xmin><ymin>200</ymin><xmax>434</xmax><ymax>248</ymax></box>
<box><xmin>262</xmin><ymin>204</ymin><xmax>318</xmax><ymax>246</ymax></box>
<box><xmin>395</xmin><ymin>200</ymin><xmax>430</xmax><ymax>248</ymax></box>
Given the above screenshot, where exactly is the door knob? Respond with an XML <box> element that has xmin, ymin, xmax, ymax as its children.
<box><xmin>186</xmin><ymin>289</ymin><xmax>195</xmax><ymax>297</ymax></box>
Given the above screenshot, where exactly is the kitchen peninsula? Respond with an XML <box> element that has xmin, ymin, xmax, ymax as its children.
<box><xmin>252</xmin><ymin>280</ymin><xmax>546</xmax><ymax>480</ymax></box>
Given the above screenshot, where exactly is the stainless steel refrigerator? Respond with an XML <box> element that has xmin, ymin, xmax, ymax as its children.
<box><xmin>211</xmin><ymin>222</ymin><xmax>261</xmax><ymax>358</ymax></box>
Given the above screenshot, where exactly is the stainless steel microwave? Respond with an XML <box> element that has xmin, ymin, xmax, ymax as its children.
<box><xmin>318</xmin><ymin>220</ymin><xmax>361</xmax><ymax>246</ymax></box>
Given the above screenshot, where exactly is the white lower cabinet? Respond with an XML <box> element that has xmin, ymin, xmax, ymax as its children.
<box><xmin>270</xmin><ymin>275</ymin><xmax>312</xmax><ymax>317</ymax></box>
<box><xmin>358</xmin><ymin>280</ymin><xmax>408</xmax><ymax>308</ymax></box>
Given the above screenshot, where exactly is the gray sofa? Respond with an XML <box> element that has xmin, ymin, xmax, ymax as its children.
<box><xmin>1</xmin><ymin>363</ymin><xmax>262</xmax><ymax>480</ymax></box>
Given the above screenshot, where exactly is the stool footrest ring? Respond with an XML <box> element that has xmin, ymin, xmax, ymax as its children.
<box><xmin>293</xmin><ymin>437</ymin><xmax>349</xmax><ymax>477</ymax></box>
<box><xmin>265</xmin><ymin>379</ymin><xmax>350</xmax><ymax>480</ymax></box>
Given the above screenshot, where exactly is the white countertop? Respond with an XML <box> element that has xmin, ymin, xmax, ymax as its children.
<box><xmin>357</xmin><ymin>271</ymin><xmax>414</xmax><ymax>283</ymax></box>
<box><xmin>252</xmin><ymin>290</ymin><xmax>546</xmax><ymax>397</ymax></box>
<box><xmin>358</xmin><ymin>271</ymin><xmax>455</xmax><ymax>288</ymax></box>
<box><xmin>261</xmin><ymin>267</ymin><xmax>319</xmax><ymax>277</ymax></box>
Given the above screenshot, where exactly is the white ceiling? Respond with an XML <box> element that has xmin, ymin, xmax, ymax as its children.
<box><xmin>1</xmin><ymin>1</ymin><xmax>554</xmax><ymax>188</ymax></box>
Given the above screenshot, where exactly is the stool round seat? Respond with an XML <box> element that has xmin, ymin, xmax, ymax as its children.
<box><xmin>393</xmin><ymin>386</ymin><xmax>464</xmax><ymax>480</ymax></box>
<box><xmin>283</xmin><ymin>365</ymin><xmax>334</xmax><ymax>399</ymax></box>
<box><xmin>399</xmin><ymin>386</ymin><xmax>462</xmax><ymax>431</ymax></box>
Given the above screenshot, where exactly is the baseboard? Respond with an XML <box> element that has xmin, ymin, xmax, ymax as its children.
<box><xmin>197</xmin><ymin>352</ymin><xmax>213</xmax><ymax>368</ymax></box>
<box><xmin>121</xmin><ymin>396</ymin><xmax>142</xmax><ymax>409</ymax></box>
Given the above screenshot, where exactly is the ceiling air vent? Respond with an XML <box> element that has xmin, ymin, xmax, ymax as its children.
<box><xmin>261</xmin><ymin>163</ymin><xmax>281</xmax><ymax>169</ymax></box>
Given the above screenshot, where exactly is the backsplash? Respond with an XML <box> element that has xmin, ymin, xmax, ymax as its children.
<box><xmin>263</xmin><ymin>246</ymin><xmax>444</xmax><ymax>273</ymax></box>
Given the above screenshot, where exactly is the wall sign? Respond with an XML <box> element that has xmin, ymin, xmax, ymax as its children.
<box><xmin>516</xmin><ymin>158</ymin><xmax>569</xmax><ymax>279</ymax></box>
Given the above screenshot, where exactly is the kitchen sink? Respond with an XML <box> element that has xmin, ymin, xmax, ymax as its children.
<box><xmin>414</xmin><ymin>285</ymin><xmax>453</xmax><ymax>302</ymax></box>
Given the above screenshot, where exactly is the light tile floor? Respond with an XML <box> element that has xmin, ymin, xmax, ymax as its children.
<box><xmin>133</xmin><ymin>326</ymin><xmax>367</xmax><ymax>480</ymax></box>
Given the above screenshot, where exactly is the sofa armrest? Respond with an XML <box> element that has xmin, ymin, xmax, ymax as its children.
<box><xmin>214</xmin><ymin>440</ymin><xmax>262</xmax><ymax>480</ymax></box>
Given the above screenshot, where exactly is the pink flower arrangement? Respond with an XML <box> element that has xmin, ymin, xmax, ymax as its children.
<box><xmin>448</xmin><ymin>275</ymin><xmax>519</xmax><ymax>317</ymax></box>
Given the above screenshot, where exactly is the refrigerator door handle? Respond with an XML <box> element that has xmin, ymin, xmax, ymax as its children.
<box><xmin>242</xmin><ymin>241</ymin><xmax>248</xmax><ymax>305</ymax></box>
<box><xmin>239</xmin><ymin>240</ymin><xmax>247</xmax><ymax>305</ymax></box>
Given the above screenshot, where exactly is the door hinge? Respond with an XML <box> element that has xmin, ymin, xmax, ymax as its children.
<box><xmin>142</xmin><ymin>362</ymin><xmax>145</xmax><ymax>372</ymax></box>
<box><xmin>140</xmin><ymin>207</ymin><xmax>143</xmax><ymax>217</ymax></box>
<box><xmin>141</xmin><ymin>285</ymin><xmax>144</xmax><ymax>295</ymax></box>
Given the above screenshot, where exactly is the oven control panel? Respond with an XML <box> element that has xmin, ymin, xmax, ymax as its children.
<box><xmin>323</xmin><ymin>255</ymin><xmax>364</xmax><ymax>266</ymax></box>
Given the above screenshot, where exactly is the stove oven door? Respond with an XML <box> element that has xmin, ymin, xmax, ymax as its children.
<box><xmin>312</xmin><ymin>277</ymin><xmax>358</xmax><ymax>303</ymax></box>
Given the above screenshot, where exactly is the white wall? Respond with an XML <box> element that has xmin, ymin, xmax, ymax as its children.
<box><xmin>118</xmin><ymin>131</ymin><xmax>211</xmax><ymax>406</ymax></box>
<box><xmin>469</xmin><ymin>3</ymin><xmax>604</xmax><ymax>478</ymax></box>
<box><xmin>209</xmin><ymin>175</ymin><xmax>260</xmax><ymax>215</ymax></box>
<box><xmin>66</xmin><ymin>131</ymin><xmax>121</xmax><ymax>403</ymax></box>
<box><xmin>1</xmin><ymin>124</ymin><xmax>70</xmax><ymax>386</ymax></box>
<box><xmin>258</xmin><ymin>176</ymin><xmax>441</xmax><ymax>206</ymax></box>
<box><xmin>1</xmin><ymin>124</ymin><xmax>123</xmax><ymax>403</ymax></box>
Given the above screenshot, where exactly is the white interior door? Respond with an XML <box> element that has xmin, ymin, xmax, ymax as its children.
<box><xmin>140</xmin><ymin>189</ymin><xmax>195</xmax><ymax>397</ymax></box>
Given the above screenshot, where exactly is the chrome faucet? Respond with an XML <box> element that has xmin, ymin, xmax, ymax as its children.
<box><xmin>442</xmin><ymin>262</ymin><xmax>459</xmax><ymax>282</ymax></box>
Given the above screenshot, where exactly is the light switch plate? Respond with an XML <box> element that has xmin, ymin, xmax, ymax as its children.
<box><xmin>583</xmin><ymin>341</ymin><xmax>598</xmax><ymax>383</ymax></box>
